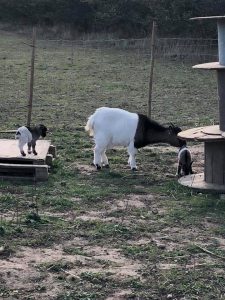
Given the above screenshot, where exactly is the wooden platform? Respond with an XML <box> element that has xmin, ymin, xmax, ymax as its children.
<box><xmin>0</xmin><ymin>139</ymin><xmax>56</xmax><ymax>181</ymax></box>
<box><xmin>179</xmin><ymin>173</ymin><xmax>225</xmax><ymax>194</ymax></box>
<box><xmin>178</xmin><ymin>125</ymin><xmax>224</xmax><ymax>142</ymax></box>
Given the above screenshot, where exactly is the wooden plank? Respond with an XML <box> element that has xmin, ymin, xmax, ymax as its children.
<box><xmin>190</xmin><ymin>16</ymin><xmax>225</xmax><ymax>21</ymax></box>
<box><xmin>0</xmin><ymin>166</ymin><xmax>34</xmax><ymax>177</ymax></box>
<box><xmin>35</xmin><ymin>166</ymin><xmax>48</xmax><ymax>181</ymax></box>
<box><xmin>193</xmin><ymin>62</ymin><xmax>225</xmax><ymax>70</ymax></box>
<box><xmin>0</xmin><ymin>176</ymin><xmax>36</xmax><ymax>181</ymax></box>
<box><xmin>0</xmin><ymin>130</ymin><xmax>17</xmax><ymax>134</ymax></box>
<box><xmin>0</xmin><ymin>163</ymin><xmax>48</xmax><ymax>168</ymax></box>
<box><xmin>0</xmin><ymin>163</ymin><xmax>49</xmax><ymax>181</ymax></box>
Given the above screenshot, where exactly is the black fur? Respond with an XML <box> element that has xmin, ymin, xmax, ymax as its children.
<box><xmin>177</xmin><ymin>146</ymin><xmax>193</xmax><ymax>177</ymax></box>
<box><xmin>27</xmin><ymin>124</ymin><xmax>47</xmax><ymax>155</ymax></box>
<box><xmin>134</xmin><ymin>114</ymin><xmax>184</xmax><ymax>148</ymax></box>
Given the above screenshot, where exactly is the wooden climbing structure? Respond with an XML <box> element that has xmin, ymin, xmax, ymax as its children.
<box><xmin>179</xmin><ymin>16</ymin><xmax>225</xmax><ymax>193</ymax></box>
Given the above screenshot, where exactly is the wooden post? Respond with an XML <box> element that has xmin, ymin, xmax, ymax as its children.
<box><xmin>71</xmin><ymin>41</ymin><xmax>74</xmax><ymax>65</ymax></box>
<box><xmin>148</xmin><ymin>21</ymin><xmax>156</xmax><ymax>118</ymax></box>
<box><xmin>27</xmin><ymin>27</ymin><xmax>36</xmax><ymax>127</ymax></box>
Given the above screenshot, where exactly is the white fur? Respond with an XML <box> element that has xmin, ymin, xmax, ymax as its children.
<box><xmin>85</xmin><ymin>107</ymin><xmax>139</xmax><ymax>169</ymax></box>
<box><xmin>15</xmin><ymin>126</ymin><xmax>32</xmax><ymax>154</ymax></box>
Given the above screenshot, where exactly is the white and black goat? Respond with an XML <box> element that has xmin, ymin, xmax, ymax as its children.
<box><xmin>85</xmin><ymin>107</ymin><xmax>185</xmax><ymax>170</ymax></box>
<box><xmin>177</xmin><ymin>143</ymin><xmax>193</xmax><ymax>177</ymax></box>
<box><xmin>15</xmin><ymin>124</ymin><xmax>47</xmax><ymax>156</ymax></box>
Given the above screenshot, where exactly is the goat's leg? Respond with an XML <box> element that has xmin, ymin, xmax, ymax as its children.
<box><xmin>31</xmin><ymin>140</ymin><xmax>38</xmax><ymax>155</ymax></box>
<box><xmin>176</xmin><ymin>164</ymin><xmax>182</xmax><ymax>177</ymax></box>
<box><xmin>94</xmin><ymin>145</ymin><xmax>105</xmax><ymax>170</ymax></box>
<box><xmin>127</xmin><ymin>143</ymin><xmax>137</xmax><ymax>170</ymax></box>
<box><xmin>28</xmin><ymin>142</ymin><xmax>32</xmax><ymax>154</ymax></box>
<box><xmin>101</xmin><ymin>151</ymin><xmax>109</xmax><ymax>168</ymax></box>
<box><xmin>18</xmin><ymin>140</ymin><xmax>26</xmax><ymax>157</ymax></box>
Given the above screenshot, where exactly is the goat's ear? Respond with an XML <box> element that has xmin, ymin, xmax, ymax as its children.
<box><xmin>168</xmin><ymin>125</ymin><xmax>174</xmax><ymax>135</ymax></box>
<box><xmin>170</xmin><ymin>124</ymin><xmax>182</xmax><ymax>135</ymax></box>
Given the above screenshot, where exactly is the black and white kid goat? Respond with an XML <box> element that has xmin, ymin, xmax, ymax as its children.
<box><xmin>177</xmin><ymin>143</ymin><xmax>193</xmax><ymax>177</ymax></box>
<box><xmin>15</xmin><ymin>124</ymin><xmax>47</xmax><ymax>156</ymax></box>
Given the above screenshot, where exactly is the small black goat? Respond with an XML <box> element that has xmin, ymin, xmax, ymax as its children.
<box><xmin>177</xmin><ymin>144</ymin><xmax>193</xmax><ymax>177</ymax></box>
<box><xmin>15</xmin><ymin>124</ymin><xmax>47</xmax><ymax>156</ymax></box>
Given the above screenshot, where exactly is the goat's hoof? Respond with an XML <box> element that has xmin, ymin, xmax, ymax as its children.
<box><xmin>96</xmin><ymin>164</ymin><xmax>101</xmax><ymax>170</ymax></box>
<box><xmin>131</xmin><ymin>167</ymin><xmax>137</xmax><ymax>171</ymax></box>
<box><xmin>104</xmin><ymin>164</ymin><xmax>110</xmax><ymax>168</ymax></box>
<box><xmin>90</xmin><ymin>162</ymin><xmax>95</xmax><ymax>166</ymax></box>
<box><xmin>21</xmin><ymin>152</ymin><xmax>26</xmax><ymax>157</ymax></box>
<box><xmin>28</xmin><ymin>150</ymin><xmax>32</xmax><ymax>154</ymax></box>
<box><xmin>33</xmin><ymin>151</ymin><xmax>38</xmax><ymax>155</ymax></box>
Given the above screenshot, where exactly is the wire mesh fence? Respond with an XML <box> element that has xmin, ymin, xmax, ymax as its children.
<box><xmin>38</xmin><ymin>37</ymin><xmax>218</xmax><ymax>62</ymax></box>
<box><xmin>0</xmin><ymin>35</ymin><xmax>218</xmax><ymax>130</ymax></box>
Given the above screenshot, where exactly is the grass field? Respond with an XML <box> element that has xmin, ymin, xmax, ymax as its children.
<box><xmin>1</xmin><ymin>31</ymin><xmax>225</xmax><ymax>300</ymax></box>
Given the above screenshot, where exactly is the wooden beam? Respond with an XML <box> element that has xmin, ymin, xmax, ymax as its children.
<box><xmin>0</xmin><ymin>163</ymin><xmax>49</xmax><ymax>181</ymax></box>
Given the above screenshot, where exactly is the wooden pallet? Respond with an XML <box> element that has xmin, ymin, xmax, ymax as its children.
<box><xmin>0</xmin><ymin>139</ymin><xmax>56</xmax><ymax>181</ymax></box>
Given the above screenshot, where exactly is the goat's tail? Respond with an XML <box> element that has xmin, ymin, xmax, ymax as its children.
<box><xmin>85</xmin><ymin>114</ymin><xmax>95</xmax><ymax>136</ymax></box>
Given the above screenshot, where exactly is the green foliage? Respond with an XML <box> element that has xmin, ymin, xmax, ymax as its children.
<box><xmin>0</xmin><ymin>226</ymin><xmax>6</xmax><ymax>236</ymax></box>
<box><xmin>24</xmin><ymin>212</ymin><xmax>42</xmax><ymax>224</ymax></box>
<box><xmin>0</xmin><ymin>0</ymin><xmax>224</xmax><ymax>37</ymax></box>
<box><xmin>39</xmin><ymin>260</ymin><xmax>73</xmax><ymax>272</ymax></box>
<box><xmin>122</xmin><ymin>244</ymin><xmax>160</xmax><ymax>260</ymax></box>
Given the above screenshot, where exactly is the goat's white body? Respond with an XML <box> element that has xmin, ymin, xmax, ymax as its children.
<box><xmin>85</xmin><ymin>107</ymin><xmax>139</xmax><ymax>169</ymax></box>
<box><xmin>15</xmin><ymin>126</ymin><xmax>32</xmax><ymax>153</ymax></box>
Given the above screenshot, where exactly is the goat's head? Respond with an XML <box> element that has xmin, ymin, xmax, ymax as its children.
<box><xmin>168</xmin><ymin>123</ymin><xmax>186</xmax><ymax>147</ymax></box>
<box><xmin>38</xmin><ymin>124</ymin><xmax>48</xmax><ymax>137</ymax></box>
